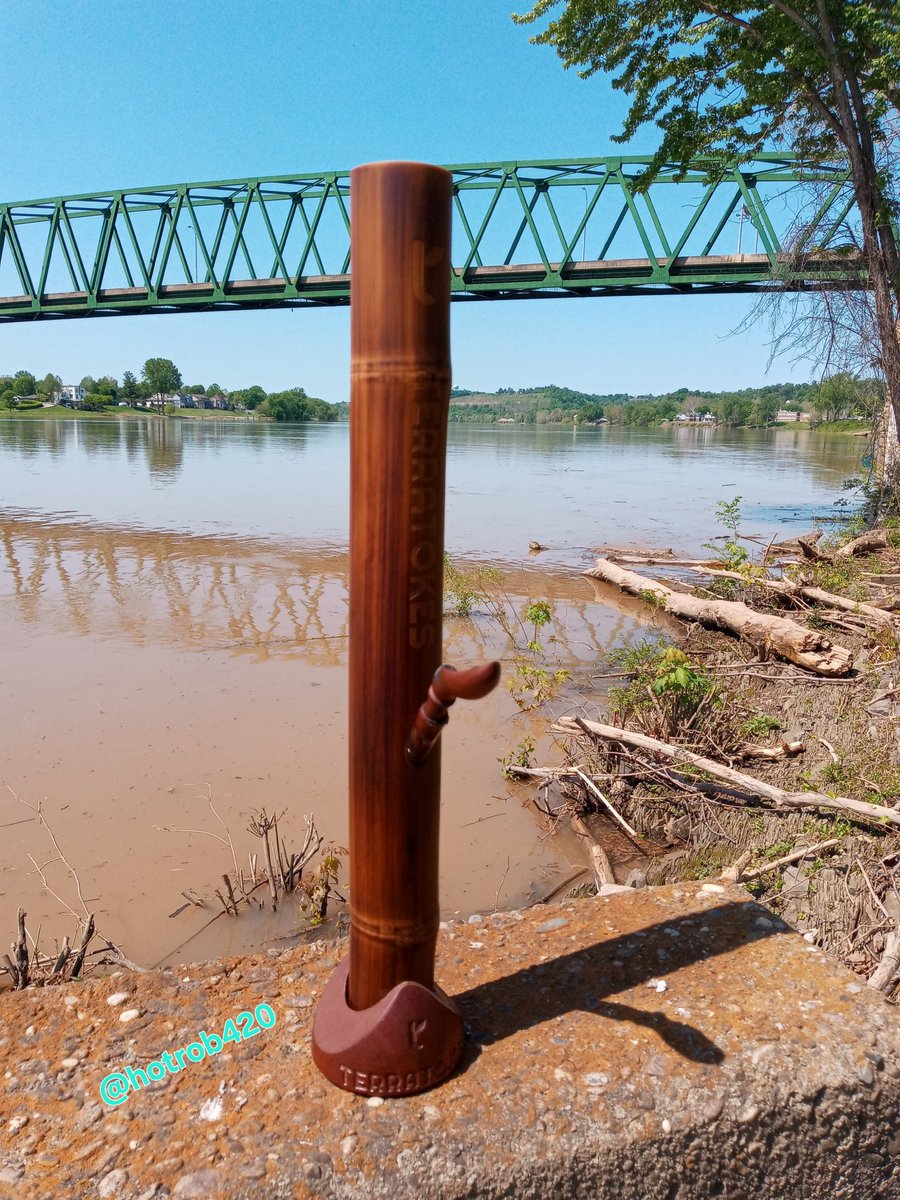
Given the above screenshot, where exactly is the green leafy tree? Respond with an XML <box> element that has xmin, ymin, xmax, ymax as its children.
<box><xmin>13</xmin><ymin>371</ymin><xmax>36</xmax><ymax>398</ymax></box>
<box><xmin>260</xmin><ymin>388</ymin><xmax>339</xmax><ymax>422</ymax></box>
<box><xmin>231</xmin><ymin>384</ymin><xmax>268</xmax><ymax>410</ymax></box>
<box><xmin>96</xmin><ymin>375</ymin><xmax>119</xmax><ymax>400</ymax></box>
<box><xmin>37</xmin><ymin>372</ymin><xmax>62</xmax><ymax>402</ymax></box>
<box><xmin>79</xmin><ymin>375</ymin><xmax>98</xmax><ymax>395</ymax></box>
<box><xmin>515</xmin><ymin>0</ymin><xmax>900</xmax><ymax>471</ymax></box>
<box><xmin>812</xmin><ymin>372</ymin><xmax>880</xmax><ymax>422</ymax></box>
<box><xmin>141</xmin><ymin>358</ymin><xmax>182</xmax><ymax>413</ymax></box>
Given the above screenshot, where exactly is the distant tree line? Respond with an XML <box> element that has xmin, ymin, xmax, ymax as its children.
<box><xmin>448</xmin><ymin>379</ymin><xmax>879</xmax><ymax>428</ymax></box>
<box><xmin>0</xmin><ymin>359</ymin><xmax>346</xmax><ymax>422</ymax></box>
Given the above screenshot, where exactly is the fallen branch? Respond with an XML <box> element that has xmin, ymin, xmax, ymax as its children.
<box><xmin>741</xmin><ymin>838</ymin><xmax>841</xmax><ymax>881</ymax></box>
<box><xmin>556</xmin><ymin>717</ymin><xmax>900</xmax><ymax>829</ymax></box>
<box><xmin>738</xmin><ymin>740</ymin><xmax>804</xmax><ymax>761</ymax></box>
<box><xmin>835</xmin><ymin>529</ymin><xmax>890</xmax><ymax>559</ymax></box>
<box><xmin>868</xmin><ymin>930</ymin><xmax>900</xmax><ymax>993</ymax></box>
<box><xmin>69</xmin><ymin>913</ymin><xmax>95</xmax><ymax>979</ymax></box>
<box><xmin>585</xmin><ymin>559</ymin><xmax>853</xmax><ymax>676</ymax></box>
<box><xmin>688</xmin><ymin>567</ymin><xmax>895</xmax><ymax>630</ymax></box>
<box><xmin>570</xmin><ymin>814</ymin><xmax>615</xmax><ymax>887</ymax></box>
<box><xmin>572</xmin><ymin>767</ymin><xmax>641</xmax><ymax>841</ymax></box>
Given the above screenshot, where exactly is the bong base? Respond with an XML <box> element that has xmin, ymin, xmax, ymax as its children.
<box><xmin>311</xmin><ymin>957</ymin><xmax>465</xmax><ymax>1097</ymax></box>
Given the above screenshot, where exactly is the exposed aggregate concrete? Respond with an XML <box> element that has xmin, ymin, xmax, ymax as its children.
<box><xmin>1</xmin><ymin>884</ymin><xmax>899</xmax><ymax>1199</ymax></box>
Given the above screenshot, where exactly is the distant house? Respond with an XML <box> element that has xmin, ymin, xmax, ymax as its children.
<box><xmin>776</xmin><ymin>409</ymin><xmax>810</xmax><ymax>422</ymax></box>
<box><xmin>58</xmin><ymin>384</ymin><xmax>85</xmax><ymax>407</ymax></box>
<box><xmin>206</xmin><ymin>392</ymin><xmax>230</xmax><ymax>410</ymax></box>
<box><xmin>675</xmin><ymin>411</ymin><xmax>716</xmax><ymax>423</ymax></box>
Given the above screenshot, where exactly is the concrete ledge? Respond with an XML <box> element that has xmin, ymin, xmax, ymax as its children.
<box><xmin>2</xmin><ymin>884</ymin><xmax>899</xmax><ymax>1199</ymax></box>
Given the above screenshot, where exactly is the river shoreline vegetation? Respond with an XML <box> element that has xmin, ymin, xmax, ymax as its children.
<box><xmin>450</xmin><ymin>376</ymin><xmax>881</xmax><ymax>428</ymax></box>
<box><xmin>488</xmin><ymin>512</ymin><xmax>900</xmax><ymax>1002</ymax></box>
<box><xmin>0</xmin><ymin>362</ymin><xmax>348</xmax><ymax>423</ymax></box>
<box><xmin>2</xmin><ymin>370</ymin><xmax>880</xmax><ymax>432</ymax></box>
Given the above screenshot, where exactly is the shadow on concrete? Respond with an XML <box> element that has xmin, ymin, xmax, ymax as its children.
<box><xmin>457</xmin><ymin>901</ymin><xmax>782</xmax><ymax>1067</ymax></box>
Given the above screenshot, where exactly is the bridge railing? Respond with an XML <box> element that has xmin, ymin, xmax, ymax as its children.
<box><xmin>0</xmin><ymin>156</ymin><xmax>857</xmax><ymax>321</ymax></box>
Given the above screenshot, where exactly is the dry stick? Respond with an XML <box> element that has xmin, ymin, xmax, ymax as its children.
<box><xmin>570</xmin><ymin>813</ymin><xmax>616</xmax><ymax>888</ymax></box>
<box><xmin>494</xmin><ymin>855</ymin><xmax>511</xmax><ymax>913</ymax></box>
<box><xmin>868</xmin><ymin>930</ymin><xmax>900</xmax><ymax>993</ymax></box>
<box><xmin>572</xmin><ymin>766</ymin><xmax>641</xmax><ymax>841</ymax></box>
<box><xmin>817</xmin><ymin>736</ymin><xmax>841</xmax><ymax>765</ymax></box>
<box><xmin>51</xmin><ymin>937</ymin><xmax>71</xmax><ymax>978</ymax></box>
<box><xmin>261</xmin><ymin>825</ymin><xmax>278</xmax><ymax>911</ymax></box>
<box><xmin>720</xmin><ymin>850</ymin><xmax>754</xmax><ymax>883</ymax></box>
<box><xmin>506</xmin><ymin>764</ymin><xmax>617</xmax><ymax>782</ymax></box>
<box><xmin>8</xmin><ymin>786</ymin><xmax>91</xmax><ymax>918</ymax></box>
<box><xmin>214</xmin><ymin>888</ymin><xmax>233</xmax><ymax>917</ymax></box>
<box><xmin>222</xmin><ymin>874</ymin><xmax>239</xmax><ymax>915</ymax></box>
<box><xmin>15</xmin><ymin>908</ymin><xmax>28</xmax><ymax>988</ymax></box>
<box><xmin>69</xmin><ymin>913</ymin><xmax>95</xmax><ymax>978</ymax></box>
<box><xmin>153</xmin><ymin>791</ymin><xmax>240</xmax><ymax>881</ymax></box>
<box><xmin>2</xmin><ymin>954</ymin><xmax>20</xmax><ymax>989</ymax></box>
<box><xmin>272</xmin><ymin>812</ymin><xmax>287</xmax><ymax>883</ymax></box>
<box><xmin>557</xmin><ymin>717</ymin><xmax>900</xmax><ymax>830</ymax></box>
<box><xmin>739</xmin><ymin>839</ymin><xmax>842</xmax><ymax>882</ymax></box>
<box><xmin>739</xmin><ymin>741</ymin><xmax>805</xmax><ymax>761</ymax></box>
<box><xmin>856</xmin><ymin>857</ymin><xmax>890</xmax><ymax>920</ymax></box>
<box><xmin>835</xmin><ymin>529</ymin><xmax>890</xmax><ymax>558</ymax></box>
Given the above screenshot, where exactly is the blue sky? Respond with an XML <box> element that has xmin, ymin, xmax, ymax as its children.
<box><xmin>2</xmin><ymin>1</ymin><xmax>812</xmax><ymax>401</ymax></box>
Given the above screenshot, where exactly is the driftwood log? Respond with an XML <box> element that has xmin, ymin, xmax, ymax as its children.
<box><xmin>688</xmin><ymin>567</ymin><xmax>895</xmax><ymax>630</ymax></box>
<box><xmin>836</xmin><ymin>530</ymin><xmax>890</xmax><ymax>558</ymax></box>
<box><xmin>556</xmin><ymin>717</ymin><xmax>900</xmax><ymax>830</ymax></box>
<box><xmin>585</xmin><ymin>558</ymin><xmax>853</xmax><ymax>676</ymax></box>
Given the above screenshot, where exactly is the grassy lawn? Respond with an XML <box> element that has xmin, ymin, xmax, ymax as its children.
<box><xmin>0</xmin><ymin>404</ymin><xmax>145</xmax><ymax>420</ymax></box>
<box><xmin>0</xmin><ymin>405</ymin><xmax>265</xmax><ymax>421</ymax></box>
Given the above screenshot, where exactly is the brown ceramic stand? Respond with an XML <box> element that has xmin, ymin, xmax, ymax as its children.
<box><xmin>312</xmin><ymin>958</ymin><xmax>465</xmax><ymax>1097</ymax></box>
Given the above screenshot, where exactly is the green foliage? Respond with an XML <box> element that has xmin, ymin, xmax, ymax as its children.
<box><xmin>705</xmin><ymin>495</ymin><xmax>749</xmax><ymax>571</ymax></box>
<box><xmin>82</xmin><ymin>393</ymin><xmax>116</xmax><ymax>412</ymax></box>
<box><xmin>507</xmin><ymin>658</ymin><xmax>571</xmax><ymax>711</ymax></box>
<box><xmin>298</xmin><ymin>842</ymin><xmax>348</xmax><ymax>927</ymax></box>
<box><xmin>514</xmin><ymin>2</ymin><xmax>898</xmax><ymax>185</ymax></box>
<box><xmin>741</xmin><ymin>713</ymin><xmax>781</xmax><ymax>738</ymax></box>
<box><xmin>811</xmin><ymin>375</ymin><xmax>882</xmax><ymax>424</ymax></box>
<box><xmin>500</xmin><ymin>735</ymin><xmax>537</xmax><ymax>778</ymax></box>
<box><xmin>524</xmin><ymin>600</ymin><xmax>552</xmax><ymax>628</ymax></box>
<box><xmin>259</xmin><ymin>387</ymin><xmax>337</xmax><ymax>422</ymax></box>
<box><xmin>608</xmin><ymin>639</ymin><xmax>739</xmax><ymax>747</ymax></box>
<box><xmin>443</xmin><ymin>553</ymin><xmax>503</xmax><ymax>617</ymax></box>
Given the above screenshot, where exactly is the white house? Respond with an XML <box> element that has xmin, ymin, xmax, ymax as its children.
<box><xmin>58</xmin><ymin>384</ymin><xmax>85</xmax><ymax>406</ymax></box>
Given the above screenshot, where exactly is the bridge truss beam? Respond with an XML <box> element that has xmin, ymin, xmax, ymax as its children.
<box><xmin>0</xmin><ymin>156</ymin><xmax>859</xmax><ymax>322</ymax></box>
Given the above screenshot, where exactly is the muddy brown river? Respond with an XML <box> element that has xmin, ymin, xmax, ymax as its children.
<box><xmin>0</xmin><ymin>418</ymin><xmax>860</xmax><ymax>970</ymax></box>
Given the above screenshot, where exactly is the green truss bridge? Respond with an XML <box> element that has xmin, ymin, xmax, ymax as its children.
<box><xmin>0</xmin><ymin>155</ymin><xmax>860</xmax><ymax>322</ymax></box>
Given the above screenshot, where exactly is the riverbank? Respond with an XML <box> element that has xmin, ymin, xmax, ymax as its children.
<box><xmin>511</xmin><ymin>525</ymin><xmax>900</xmax><ymax>1002</ymax></box>
<box><xmin>0</xmin><ymin>405</ymin><xmax>266</xmax><ymax>421</ymax></box>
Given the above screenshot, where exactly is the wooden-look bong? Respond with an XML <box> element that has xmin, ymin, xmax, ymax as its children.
<box><xmin>311</xmin><ymin>161</ymin><xmax>500</xmax><ymax>1097</ymax></box>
